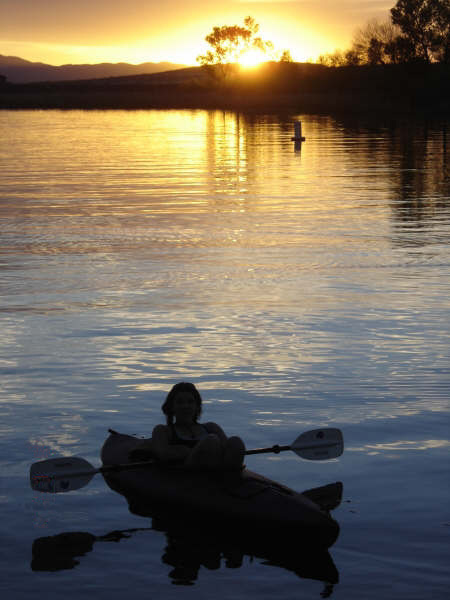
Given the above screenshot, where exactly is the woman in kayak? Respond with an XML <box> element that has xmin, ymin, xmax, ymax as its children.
<box><xmin>130</xmin><ymin>382</ymin><xmax>245</xmax><ymax>469</ymax></box>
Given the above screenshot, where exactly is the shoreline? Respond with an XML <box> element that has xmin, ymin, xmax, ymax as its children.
<box><xmin>1</xmin><ymin>63</ymin><xmax>449</xmax><ymax>114</ymax></box>
<box><xmin>1</xmin><ymin>87</ymin><xmax>448</xmax><ymax>115</ymax></box>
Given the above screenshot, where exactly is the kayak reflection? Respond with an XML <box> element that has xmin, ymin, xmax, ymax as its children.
<box><xmin>151</xmin><ymin>509</ymin><xmax>339</xmax><ymax>594</ymax></box>
<box><xmin>31</xmin><ymin>528</ymin><xmax>148</xmax><ymax>571</ymax></box>
<box><xmin>31</xmin><ymin>510</ymin><xmax>339</xmax><ymax>596</ymax></box>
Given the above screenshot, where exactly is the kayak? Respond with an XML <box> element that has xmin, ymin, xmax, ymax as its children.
<box><xmin>101</xmin><ymin>431</ymin><xmax>341</xmax><ymax>549</ymax></box>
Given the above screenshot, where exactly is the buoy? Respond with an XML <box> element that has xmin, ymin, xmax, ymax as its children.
<box><xmin>291</xmin><ymin>121</ymin><xmax>306</xmax><ymax>142</ymax></box>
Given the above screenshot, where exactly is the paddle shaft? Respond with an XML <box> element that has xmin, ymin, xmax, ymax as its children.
<box><xmin>32</xmin><ymin>460</ymin><xmax>156</xmax><ymax>482</ymax></box>
<box><xmin>245</xmin><ymin>444</ymin><xmax>290</xmax><ymax>456</ymax></box>
<box><xmin>245</xmin><ymin>441</ymin><xmax>340</xmax><ymax>456</ymax></box>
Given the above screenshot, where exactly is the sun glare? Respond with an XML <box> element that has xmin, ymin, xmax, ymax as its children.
<box><xmin>238</xmin><ymin>48</ymin><xmax>266</xmax><ymax>69</ymax></box>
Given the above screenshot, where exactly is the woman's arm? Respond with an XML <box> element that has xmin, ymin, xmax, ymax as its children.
<box><xmin>204</xmin><ymin>422</ymin><xmax>228</xmax><ymax>444</ymax></box>
<box><xmin>128</xmin><ymin>437</ymin><xmax>154</xmax><ymax>461</ymax></box>
<box><xmin>151</xmin><ymin>424</ymin><xmax>191</xmax><ymax>462</ymax></box>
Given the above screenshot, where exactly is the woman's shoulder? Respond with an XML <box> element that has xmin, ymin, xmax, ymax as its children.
<box><xmin>152</xmin><ymin>423</ymin><xmax>170</xmax><ymax>437</ymax></box>
<box><xmin>203</xmin><ymin>422</ymin><xmax>225</xmax><ymax>435</ymax></box>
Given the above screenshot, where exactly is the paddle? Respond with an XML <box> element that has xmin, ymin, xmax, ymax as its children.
<box><xmin>246</xmin><ymin>428</ymin><xmax>343</xmax><ymax>460</ymax></box>
<box><xmin>30</xmin><ymin>428</ymin><xmax>343</xmax><ymax>494</ymax></box>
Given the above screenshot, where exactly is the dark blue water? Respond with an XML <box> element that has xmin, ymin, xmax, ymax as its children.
<box><xmin>0</xmin><ymin>110</ymin><xmax>449</xmax><ymax>598</ymax></box>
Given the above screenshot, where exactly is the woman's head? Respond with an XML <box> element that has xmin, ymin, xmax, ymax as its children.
<box><xmin>162</xmin><ymin>382</ymin><xmax>203</xmax><ymax>425</ymax></box>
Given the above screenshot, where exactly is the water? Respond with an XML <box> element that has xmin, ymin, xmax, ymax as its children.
<box><xmin>0</xmin><ymin>109</ymin><xmax>449</xmax><ymax>599</ymax></box>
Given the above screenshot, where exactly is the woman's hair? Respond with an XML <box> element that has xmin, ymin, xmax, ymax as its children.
<box><xmin>162</xmin><ymin>382</ymin><xmax>203</xmax><ymax>425</ymax></box>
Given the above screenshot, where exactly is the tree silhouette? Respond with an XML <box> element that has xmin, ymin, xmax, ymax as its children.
<box><xmin>279</xmin><ymin>50</ymin><xmax>293</xmax><ymax>63</ymax></box>
<box><xmin>197</xmin><ymin>16</ymin><xmax>274</xmax><ymax>70</ymax></box>
<box><xmin>352</xmin><ymin>19</ymin><xmax>401</xmax><ymax>65</ymax></box>
<box><xmin>391</xmin><ymin>0</ymin><xmax>450</xmax><ymax>63</ymax></box>
<box><xmin>318</xmin><ymin>1</ymin><xmax>449</xmax><ymax>66</ymax></box>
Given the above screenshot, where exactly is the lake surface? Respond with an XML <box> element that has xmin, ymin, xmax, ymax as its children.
<box><xmin>0</xmin><ymin>109</ymin><xmax>449</xmax><ymax>599</ymax></box>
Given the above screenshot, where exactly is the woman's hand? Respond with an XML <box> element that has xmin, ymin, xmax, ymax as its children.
<box><xmin>128</xmin><ymin>448</ymin><xmax>153</xmax><ymax>461</ymax></box>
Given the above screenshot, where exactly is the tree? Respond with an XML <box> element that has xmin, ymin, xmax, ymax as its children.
<box><xmin>384</xmin><ymin>35</ymin><xmax>417</xmax><ymax>64</ymax></box>
<box><xmin>197</xmin><ymin>16</ymin><xmax>274</xmax><ymax>69</ymax></box>
<box><xmin>351</xmin><ymin>19</ymin><xmax>401</xmax><ymax>64</ymax></box>
<box><xmin>279</xmin><ymin>49</ymin><xmax>293</xmax><ymax>63</ymax></box>
<box><xmin>344</xmin><ymin>49</ymin><xmax>361</xmax><ymax>66</ymax></box>
<box><xmin>317</xmin><ymin>3</ymin><xmax>449</xmax><ymax>67</ymax></box>
<box><xmin>317</xmin><ymin>50</ymin><xmax>347</xmax><ymax>67</ymax></box>
<box><xmin>391</xmin><ymin>0</ymin><xmax>450</xmax><ymax>63</ymax></box>
<box><xmin>427</xmin><ymin>0</ymin><xmax>450</xmax><ymax>62</ymax></box>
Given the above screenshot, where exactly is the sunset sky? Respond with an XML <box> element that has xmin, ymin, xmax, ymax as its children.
<box><xmin>1</xmin><ymin>0</ymin><xmax>394</xmax><ymax>66</ymax></box>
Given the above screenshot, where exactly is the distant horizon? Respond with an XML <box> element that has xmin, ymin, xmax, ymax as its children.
<box><xmin>1</xmin><ymin>53</ymin><xmax>334</xmax><ymax>69</ymax></box>
<box><xmin>0</xmin><ymin>54</ymin><xmax>188</xmax><ymax>68</ymax></box>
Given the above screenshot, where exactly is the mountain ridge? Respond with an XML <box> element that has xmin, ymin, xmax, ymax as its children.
<box><xmin>0</xmin><ymin>55</ymin><xmax>187</xmax><ymax>83</ymax></box>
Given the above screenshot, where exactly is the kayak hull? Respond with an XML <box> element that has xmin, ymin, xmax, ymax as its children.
<box><xmin>101</xmin><ymin>432</ymin><xmax>341</xmax><ymax>549</ymax></box>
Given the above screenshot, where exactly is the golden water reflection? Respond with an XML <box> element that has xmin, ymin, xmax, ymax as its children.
<box><xmin>1</xmin><ymin>110</ymin><xmax>449</xmax><ymax>438</ymax></box>
<box><xmin>1</xmin><ymin>111</ymin><xmax>448</xmax><ymax>247</ymax></box>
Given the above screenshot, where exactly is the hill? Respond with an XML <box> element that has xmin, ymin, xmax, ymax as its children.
<box><xmin>0</xmin><ymin>55</ymin><xmax>186</xmax><ymax>83</ymax></box>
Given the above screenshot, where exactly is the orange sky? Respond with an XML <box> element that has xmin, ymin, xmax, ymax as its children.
<box><xmin>0</xmin><ymin>1</ymin><xmax>394</xmax><ymax>65</ymax></box>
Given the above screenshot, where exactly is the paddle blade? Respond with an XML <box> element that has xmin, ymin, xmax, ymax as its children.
<box><xmin>30</xmin><ymin>457</ymin><xmax>96</xmax><ymax>493</ymax></box>
<box><xmin>292</xmin><ymin>428</ymin><xmax>343</xmax><ymax>460</ymax></box>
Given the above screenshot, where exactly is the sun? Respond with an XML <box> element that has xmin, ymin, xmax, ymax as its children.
<box><xmin>238</xmin><ymin>48</ymin><xmax>266</xmax><ymax>69</ymax></box>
